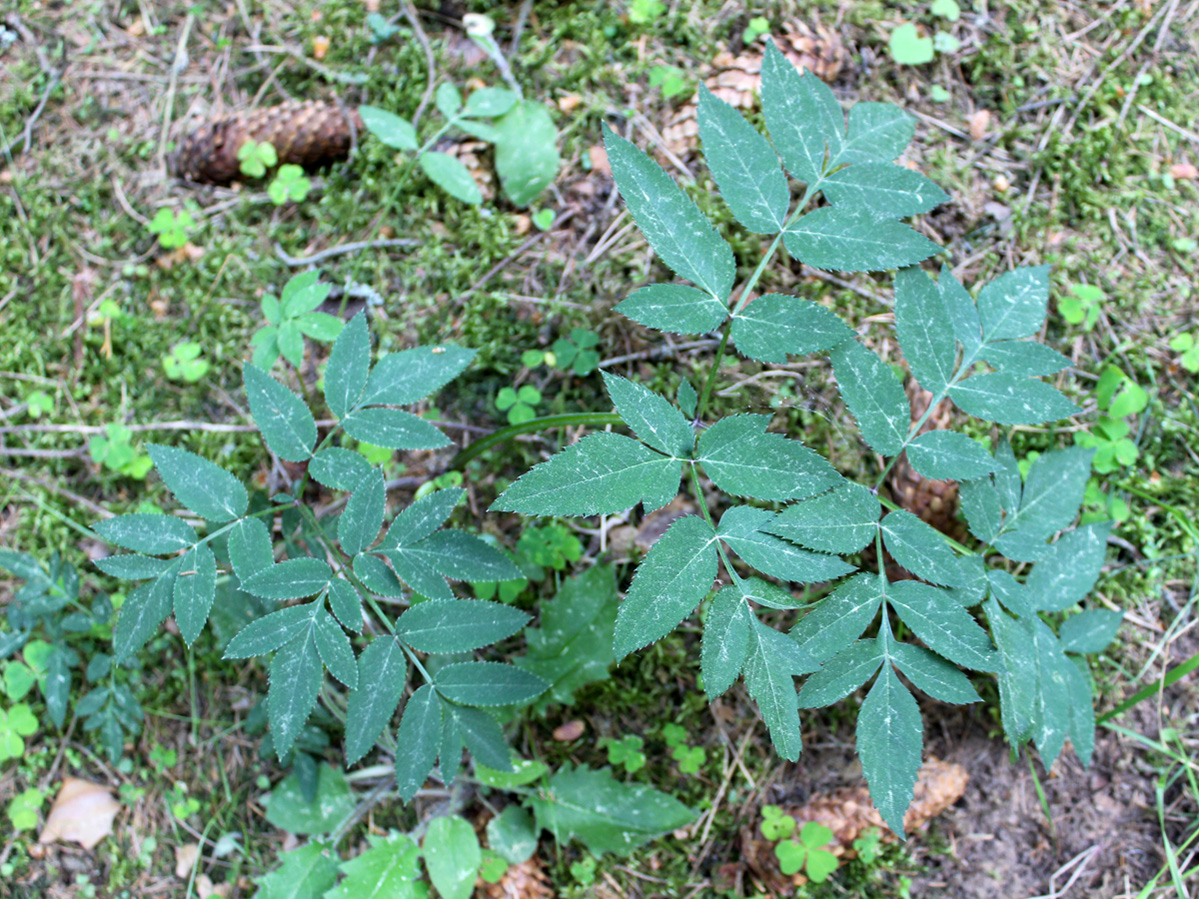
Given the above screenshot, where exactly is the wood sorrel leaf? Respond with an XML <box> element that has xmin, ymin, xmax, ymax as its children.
<box><xmin>697</xmin><ymin>84</ymin><xmax>788</xmax><ymax>233</ymax></box>
<box><xmin>603</xmin><ymin>123</ymin><xmax>735</xmax><ymax>301</ymax></box>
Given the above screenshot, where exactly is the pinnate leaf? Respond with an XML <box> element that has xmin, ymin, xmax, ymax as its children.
<box><xmin>308</xmin><ymin>447</ymin><xmax>373</xmax><ymax>490</ymax></box>
<box><xmin>394</xmin><ymin>685</ymin><xmax>441</xmax><ymax>801</ymax></box>
<box><xmin>1026</xmin><ymin>522</ymin><xmax>1111</xmax><ymax>612</ymax></box>
<box><xmin>1003</xmin><ymin>447</ymin><xmax>1094</xmax><ymax>541</ymax></box>
<box><xmin>395</xmin><ymin>600</ymin><xmax>529</xmax><ymax>654</ymax></box>
<box><xmin>339</xmin><ymin>468</ymin><xmax>386</xmax><ymax>556</ymax></box>
<box><xmin>790</xmin><ymin>573</ymin><xmax>885</xmax><ymax>663</ymax></box>
<box><xmin>94</xmin><ymin>514</ymin><xmax>197</xmax><ymax>555</ymax></box>
<box><xmin>313</xmin><ymin>608</ymin><xmax>357</xmax><ymax>688</ymax></box>
<box><xmin>885</xmin><ymin>580</ymin><xmax>998</xmax><ymax>671</ymax></box>
<box><xmin>948</xmin><ymin>372</ymin><xmax>1079</xmax><ymax>425</ymax></box>
<box><xmin>835</xmin><ymin>102</ymin><xmax>915</xmax><ymax>165</ymax></box>
<box><xmin>224</xmin><ymin>604</ymin><xmax>316</xmax><ymax>659</ymax></box>
<box><xmin>1059</xmin><ymin>608</ymin><xmax>1123</xmax><ymax>655</ymax></box>
<box><xmin>601</xmin><ymin>372</ymin><xmax>694</xmax><ymax>457</ymax></box>
<box><xmin>730</xmin><ymin>294</ymin><xmax>852</xmax><ymax>363</ymax></box>
<box><xmin>433</xmin><ymin>662</ymin><xmax>548</xmax><ymax>707</ymax></box>
<box><xmin>880</xmin><ymin>509</ymin><xmax>968</xmax><ymax>586</ymax></box>
<box><xmin>344</xmin><ymin>637</ymin><xmax>408</xmax><ymax>764</ymax></box>
<box><xmin>382</xmin><ymin>488</ymin><xmax>462</xmax><ymax>548</ymax></box>
<box><xmin>977</xmin><ymin>265</ymin><xmax>1051</xmax><ymax>341</ymax></box>
<box><xmin>784</xmin><ymin>207</ymin><xmax>938</xmax><ymax>273</ymax></box>
<box><xmin>697</xmin><ymin>414</ymin><xmax>843</xmax><ymax>501</ymax></box>
<box><xmin>243</xmin><ymin>558</ymin><xmax>332</xmax><ymax>600</ymax></box>
<box><xmin>268</xmin><ymin>629</ymin><xmax>323</xmax><ymax>758</ymax></box>
<box><xmin>768</xmin><ymin>481</ymin><xmax>880</xmax><ymax>554</ymax></box>
<box><xmin>147</xmin><ymin>444</ymin><xmax>248</xmax><ymax>522</ymax></box>
<box><xmin>701</xmin><ymin>586</ymin><xmax>752</xmax><ymax>699</ymax></box>
<box><xmin>114</xmin><ymin>571</ymin><xmax>177</xmax><ymax>663</ymax></box>
<box><xmin>244</xmin><ymin>363</ymin><xmax>317</xmax><ymax>462</ymax></box>
<box><xmin>858</xmin><ymin>663</ymin><xmax>922</xmax><ymax>837</ymax></box>
<box><xmin>173</xmin><ymin>545</ymin><xmax>217</xmax><ymax>646</ymax></box>
<box><xmin>717</xmin><ymin>505</ymin><xmax>854</xmax><ymax>583</ymax></box>
<box><xmin>761</xmin><ymin>38</ymin><xmax>843</xmax><ymax>183</ymax></box>
<box><xmin>797</xmin><ymin>638</ymin><xmax>884</xmax><ymax>708</ymax></box>
<box><xmin>324</xmin><ymin>311</ymin><xmax>370</xmax><ymax>418</ymax></box>
<box><xmin>360</xmin><ymin>346</ymin><xmax>476</xmax><ymax>407</ymax></box>
<box><xmin>615</xmin><ymin>284</ymin><xmax>729</xmax><ymax>335</ymax></box>
<box><xmin>889</xmin><ymin>642</ymin><xmax>980</xmax><ymax>704</ymax></box>
<box><xmin>341</xmin><ymin>407</ymin><xmax>449</xmax><ymax>450</ymax></box>
<box><xmin>829</xmin><ymin>339</ymin><xmax>909</xmax><ymax>456</ymax></box>
<box><xmin>893</xmin><ymin>265</ymin><xmax>955</xmax><ymax>395</ymax></box>
<box><xmin>905</xmin><ymin>431</ymin><xmax>999</xmax><ymax>481</ymax></box>
<box><xmin>822</xmin><ymin>163</ymin><xmax>948</xmax><ymax>219</ymax></box>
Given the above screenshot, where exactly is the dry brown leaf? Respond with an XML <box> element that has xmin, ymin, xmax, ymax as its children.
<box><xmin>1170</xmin><ymin>162</ymin><xmax>1197</xmax><ymax>180</ymax></box>
<box><xmin>156</xmin><ymin>242</ymin><xmax>205</xmax><ymax>270</ymax></box>
<box><xmin>968</xmin><ymin>109</ymin><xmax>991</xmax><ymax>141</ymax></box>
<box><xmin>588</xmin><ymin>145</ymin><xmax>611</xmax><ymax>177</ymax></box>
<box><xmin>477</xmin><ymin>857</ymin><xmax>555</xmax><ymax>899</ymax></box>
<box><xmin>38</xmin><ymin>777</ymin><xmax>120</xmax><ymax>850</ymax></box>
<box><xmin>553</xmin><ymin>720</ymin><xmax>586</xmax><ymax>741</ymax></box>
<box><xmin>176</xmin><ymin>842</ymin><xmax>201</xmax><ymax>878</ymax></box>
<box><xmin>196</xmin><ymin>874</ymin><xmax>232</xmax><ymax>899</ymax></box>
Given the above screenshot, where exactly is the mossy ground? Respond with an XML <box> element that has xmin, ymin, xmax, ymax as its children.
<box><xmin>1</xmin><ymin>0</ymin><xmax>1196</xmax><ymax>896</ymax></box>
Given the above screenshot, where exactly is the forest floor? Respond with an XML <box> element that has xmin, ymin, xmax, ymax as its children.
<box><xmin>1</xmin><ymin>1</ymin><xmax>1198</xmax><ymax>897</ymax></box>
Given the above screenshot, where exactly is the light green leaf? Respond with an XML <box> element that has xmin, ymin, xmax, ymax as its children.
<box><xmin>324</xmin><ymin>311</ymin><xmax>370</xmax><ymax>419</ymax></box>
<box><xmin>717</xmin><ymin>505</ymin><xmax>854</xmax><ymax>583</ymax></box>
<box><xmin>889</xmin><ymin>642</ymin><xmax>980</xmax><ymax>704</ymax></box>
<box><xmin>339</xmin><ymin>469</ymin><xmax>386</xmax><ymax>556</ymax></box>
<box><xmin>94</xmin><ymin>514</ymin><xmax>197</xmax><ymax>555</ymax></box>
<box><xmin>701</xmin><ymin>586</ymin><xmax>752</xmax><ymax>699</ymax></box>
<box><xmin>761</xmin><ymin>38</ymin><xmax>843</xmax><ymax>183</ymax></box>
<box><xmin>885</xmin><ymin>580</ymin><xmax>998</xmax><ymax>671</ymax></box>
<box><xmin>730</xmin><ymin>294</ymin><xmax>852</xmax><ymax>363</ymax></box>
<box><xmin>278</xmin><ymin>321</ymin><xmax>304</xmax><ymax>368</ymax></box>
<box><xmin>601</xmin><ymin>372</ymin><xmax>694</xmax><ymax>457</ymax></box>
<box><xmin>790</xmin><ymin>573</ymin><xmax>885</xmax><ymax>663</ymax></box>
<box><xmin>894</xmin><ymin>266</ymin><xmax>955</xmax><ymax>395</ymax></box>
<box><xmin>424</xmin><ymin>816</ymin><xmax>481</xmax><ymax>899</ymax></box>
<box><xmin>905</xmin><ymin>431</ymin><xmax>999</xmax><ymax>481</ymax></box>
<box><xmin>244</xmin><ymin>364</ymin><xmax>317</xmax><ymax>462</ymax></box>
<box><xmin>1003</xmin><ymin>447</ymin><xmax>1094</xmax><ymax>540</ymax></box>
<box><xmin>768</xmin><ymin>481</ymin><xmax>880</xmax><ymax>554</ymax></box>
<box><xmin>829</xmin><ymin>339</ymin><xmax>910</xmax><ymax>455</ymax></box>
<box><xmin>1026</xmin><ymin>522</ymin><xmax>1112</xmax><ymax>612</ymax></box>
<box><xmin>268</xmin><ymin>629</ymin><xmax>323</xmax><ymax>759</ymax></box>
<box><xmin>614</xmin><ymin>516</ymin><xmax>717</xmax><ymax>659</ymax></box>
<box><xmin>341</xmin><ymin>407</ymin><xmax>449</xmax><ymax>450</ymax></box>
<box><xmin>977</xmin><ymin>265</ymin><xmax>1051</xmax><ymax>341</ymax></box>
<box><xmin>395</xmin><ymin>600</ymin><xmax>529</xmax><ymax>654</ymax></box>
<box><xmin>528</xmin><ymin>763</ymin><xmax>695</xmax><ymax>855</ymax></box>
<box><xmin>697</xmin><ymin>84</ymin><xmax>788</xmax><ymax>233</ymax></box>
<box><xmin>254</xmin><ymin>842</ymin><xmax>339</xmax><ymax>899</ymax></box>
<box><xmin>487</xmin><ymin>807</ymin><xmax>539</xmax><ymax>865</ymax></box>
<box><xmin>360</xmin><ymin>345</ymin><xmax>476</xmax><ymax>407</ymax></box>
<box><xmin>697</xmin><ymin>414</ymin><xmax>843</xmax><ymax>501</ymax></box>
<box><xmin>615</xmin><ymin>284</ymin><xmax>729</xmax><ymax>335</ymax></box>
<box><xmin>313</xmin><ymin>608</ymin><xmax>357</xmax><ymax>688</ymax></box>
<box><xmin>493</xmin><ymin>101</ymin><xmax>560</xmax><ymax>207</ymax></box>
<box><xmin>419</xmin><ymin>152</ymin><xmax>482</xmax><ymax>204</ymax></box>
<box><xmin>308</xmin><ymin>448</ymin><xmax>373</xmax><ymax>491</ymax></box>
<box><xmin>394</xmin><ymin>685</ymin><xmax>441</xmax><ymax>801</ymax></box>
<box><xmin>858</xmin><ymin>663</ymin><xmax>922</xmax><ymax>838</ymax></box>
<box><xmin>491</xmin><ymin>432</ymin><xmax>680</xmax><ymax>516</ymax></box>
<box><xmin>360</xmin><ymin>106</ymin><xmax>418</xmax><ymax>150</ymax></box>
<box><xmin>296</xmin><ymin>311</ymin><xmax>343</xmax><ymax>341</ymax></box>
<box><xmin>979</xmin><ymin>340</ymin><xmax>1072</xmax><ymax>376</ymax></box>
<box><xmin>381</xmin><ymin>488</ymin><xmax>463</xmax><ymax>548</ymax></box>
<box><xmin>464</xmin><ymin>87</ymin><xmax>518</xmax><ymax>118</ymax></box>
<box><xmin>147</xmin><ymin>444</ymin><xmax>248</xmax><ymax>522</ymax></box>
<box><xmin>784</xmin><ymin>207</ymin><xmax>939</xmax><ymax>273</ymax></box>
<box><xmin>435</xmin><ymin>82</ymin><xmax>462</xmax><ymax>118</ymax></box>
<box><xmin>434</xmin><ymin>662</ymin><xmax>548</xmax><ymax>707</ymax></box>
<box><xmin>243</xmin><ymin>558</ymin><xmax>332</xmax><ymax>600</ymax></box>
<box><xmin>948</xmin><ymin>372</ymin><xmax>1080</xmax><ymax>425</ymax></box>
<box><xmin>835</xmin><ymin>103</ymin><xmax>915</xmax><ymax>165</ymax></box>
<box><xmin>821</xmin><ymin>163</ymin><xmax>948</xmax><ymax>218</ymax></box>
<box><xmin>326</xmin><ymin>832</ymin><xmax>420</xmax><ymax>899</ymax></box>
<box><xmin>344</xmin><ymin>637</ymin><xmax>408</xmax><ymax>764</ymax></box>
<box><xmin>224</xmin><ymin>604</ymin><xmax>316</xmax><ymax>659</ymax></box>
<box><xmin>1059</xmin><ymin>608</ymin><xmax>1123</xmax><ymax>655</ymax></box>
<box><xmin>173</xmin><ymin>545</ymin><xmax>217</xmax><ymax>646</ymax></box>
<box><xmin>400</xmin><ymin>531</ymin><xmax>521</xmax><ymax>582</ymax></box>
<box><xmin>281</xmin><ymin>276</ymin><xmax>331</xmax><ymax>318</ymax></box>
<box><xmin>603</xmin><ymin>123</ymin><xmax>735</xmax><ymax>300</ymax></box>
<box><xmin>263</xmin><ymin>764</ymin><xmax>355</xmax><ymax>836</ymax></box>
<box><xmin>797</xmin><ymin>638</ymin><xmax>883</xmax><ymax>708</ymax></box>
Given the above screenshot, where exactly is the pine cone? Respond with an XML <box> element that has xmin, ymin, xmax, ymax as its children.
<box><xmin>170</xmin><ymin>101</ymin><xmax>363</xmax><ymax>185</ymax></box>
<box><xmin>476</xmin><ymin>857</ymin><xmax>555</xmax><ymax>899</ymax></box>
<box><xmin>887</xmin><ymin>380</ymin><xmax>966</xmax><ymax>543</ymax></box>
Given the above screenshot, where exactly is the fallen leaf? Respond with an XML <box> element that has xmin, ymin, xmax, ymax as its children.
<box><xmin>588</xmin><ymin>145</ymin><xmax>611</xmax><ymax>177</ymax></box>
<box><xmin>39</xmin><ymin>777</ymin><xmax>120</xmax><ymax>850</ymax></box>
<box><xmin>969</xmin><ymin>109</ymin><xmax>991</xmax><ymax>141</ymax></box>
<box><xmin>553</xmin><ymin>720</ymin><xmax>586</xmax><ymax>741</ymax></box>
<box><xmin>196</xmin><ymin>874</ymin><xmax>232</xmax><ymax>898</ymax></box>
<box><xmin>312</xmin><ymin>36</ymin><xmax>329</xmax><ymax>60</ymax></box>
<box><xmin>176</xmin><ymin>842</ymin><xmax>201</xmax><ymax>878</ymax></box>
<box><xmin>1170</xmin><ymin>163</ymin><xmax>1197</xmax><ymax>180</ymax></box>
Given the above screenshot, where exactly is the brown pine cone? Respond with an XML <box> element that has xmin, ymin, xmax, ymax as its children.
<box><xmin>476</xmin><ymin>857</ymin><xmax>555</xmax><ymax>899</ymax></box>
<box><xmin>886</xmin><ymin>379</ymin><xmax>966</xmax><ymax>543</ymax></box>
<box><xmin>170</xmin><ymin>100</ymin><xmax>363</xmax><ymax>185</ymax></box>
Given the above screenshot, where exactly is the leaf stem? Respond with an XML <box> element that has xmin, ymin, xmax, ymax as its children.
<box><xmin>449</xmin><ymin>412</ymin><xmax>623</xmax><ymax>469</ymax></box>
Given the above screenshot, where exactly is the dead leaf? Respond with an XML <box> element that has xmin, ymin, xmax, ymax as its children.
<box><xmin>196</xmin><ymin>874</ymin><xmax>232</xmax><ymax>899</ymax></box>
<box><xmin>176</xmin><ymin>842</ymin><xmax>201</xmax><ymax>878</ymax></box>
<box><xmin>969</xmin><ymin>109</ymin><xmax>991</xmax><ymax>141</ymax></box>
<box><xmin>588</xmin><ymin>145</ymin><xmax>610</xmax><ymax>177</ymax></box>
<box><xmin>1170</xmin><ymin>163</ymin><xmax>1197</xmax><ymax>180</ymax></box>
<box><xmin>156</xmin><ymin>242</ymin><xmax>205</xmax><ymax>270</ymax></box>
<box><xmin>553</xmin><ymin>720</ymin><xmax>586</xmax><ymax>741</ymax></box>
<box><xmin>312</xmin><ymin>35</ymin><xmax>329</xmax><ymax>60</ymax></box>
<box><xmin>39</xmin><ymin>777</ymin><xmax>120</xmax><ymax>850</ymax></box>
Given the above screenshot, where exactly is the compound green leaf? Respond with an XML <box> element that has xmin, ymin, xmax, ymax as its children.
<box><xmin>439</xmin><ymin>704</ymin><xmax>462</xmax><ymax>784</ymax></box>
<box><xmin>376</xmin><ymin>549</ymin><xmax>453</xmax><ymax>602</ymax></box>
<box><xmin>986</xmin><ymin>570</ymin><xmax>1034</xmax><ymax>618</ymax></box>
<box><xmin>243</xmin><ymin>558</ymin><xmax>333</xmax><ymax>600</ymax></box>
<box><xmin>880</xmin><ymin>510</ymin><xmax>968</xmax><ymax>586</ymax></box>
<box><xmin>1064</xmin><ymin>657</ymin><xmax>1096</xmax><ymax>766</ymax></box>
<box><xmin>697</xmin><ymin>84</ymin><xmax>788</xmax><ymax>233</ymax></box>
<box><xmin>341</xmin><ymin>407</ymin><xmax>449</xmax><ymax>450</ymax></box>
<box><xmin>450</xmin><ymin>705</ymin><xmax>512</xmax><ymax>772</ymax></box>
<box><xmin>604</xmin><ymin>124</ymin><xmax>735</xmax><ymax>301</ymax></box>
<box><xmin>601</xmin><ymin>372</ymin><xmax>694</xmax><ymax>457</ymax></box>
<box><xmin>324</xmin><ymin>311</ymin><xmax>370</xmax><ymax>419</ymax></box>
<box><xmin>889</xmin><ymin>642</ymin><xmax>980</xmax><ymax>704</ymax></box>
<box><xmin>948</xmin><ymin>372</ymin><xmax>1079</xmax><ymax>425</ymax></box>
<box><xmin>296</xmin><ymin>312</ymin><xmax>343</xmax><ymax>341</ymax></box>
<box><xmin>986</xmin><ymin>599</ymin><xmax>1035</xmax><ymax>744</ymax></box>
<box><xmin>790</xmin><ymin>573</ymin><xmax>885</xmax><ymax>663</ymax></box>
<box><xmin>938</xmin><ymin>268</ymin><xmax>982</xmax><ymax>356</ymax></box>
<box><xmin>434</xmin><ymin>662</ymin><xmax>548</xmax><ymax>707</ymax></box>
<box><xmin>277</xmin><ymin>320</ymin><xmax>303</xmax><ymax>366</ymax></box>
<box><xmin>858</xmin><ymin>663</ymin><xmax>922</xmax><ymax>837</ymax></box>
<box><xmin>977</xmin><ymin>265</ymin><xmax>1051</xmax><ymax>341</ymax></box>
<box><xmin>886</xmin><ymin>580</ymin><xmax>998</xmax><ymax>671</ymax></box>
<box><xmin>744</xmin><ymin>618</ymin><xmax>816</xmax><ymax>760</ymax></box>
<box><xmin>94</xmin><ymin>514</ymin><xmax>197</xmax><ymax>555</ymax></box>
<box><xmin>114</xmin><ymin>569</ymin><xmax>178</xmax><ymax>663</ymax></box>
<box><xmin>835</xmin><ymin>102</ymin><xmax>915</xmax><ymax>165</ymax></box>
<box><xmin>353</xmin><ymin>553</ymin><xmax>408</xmax><ymax>597</ymax></box>
<box><xmin>614</xmin><ymin>516</ymin><xmax>717</xmax><ymax>659</ymax></box>
<box><xmin>528</xmin><ymin>763</ymin><xmax>695</xmax><ymax>855</ymax></box>
<box><xmin>403</xmin><ymin>531</ymin><xmax>522</xmax><ymax>582</ymax></box>
<box><xmin>244</xmin><ymin>363</ymin><xmax>317</xmax><ymax>462</ymax></box>
<box><xmin>784</xmin><ymin>207</ymin><xmax>938</xmax><ymax>273</ymax></box>
<box><xmin>958</xmin><ymin>476</ymin><xmax>1002</xmax><ymax>543</ymax></box>
<box><xmin>1030</xmin><ymin>619</ymin><xmax>1073</xmax><ymax>768</ymax></box>
<box><xmin>905</xmin><ymin>431</ymin><xmax>999</xmax><ymax>481</ymax></box>
<box><xmin>821</xmin><ymin>163</ymin><xmax>947</xmax><ymax>218</ymax></box>
<box><xmin>395</xmin><ymin>600</ymin><xmax>530</xmax><ymax>654</ymax></box>
<box><xmin>894</xmin><ymin>266</ymin><xmax>955</xmax><ymax>395</ymax></box>
<box><xmin>339</xmin><ymin>468</ymin><xmax>386</xmax><ymax>556</ymax></box>
<box><xmin>394</xmin><ymin>685</ymin><xmax>441</xmax><ymax>801</ymax></box>
<box><xmin>729</xmin><ymin>294</ymin><xmax>852</xmax><ymax>363</ymax></box>
<box><xmin>1026</xmin><ymin>522</ymin><xmax>1112</xmax><ymax>612</ymax></box>
<box><xmin>327</xmin><ymin>578</ymin><xmax>363</xmax><ymax>632</ymax></box>
<box><xmin>254</xmin><ymin>841</ymin><xmax>339</xmax><ymax>899</ymax></box>
<box><xmin>381</xmin><ymin>487</ymin><xmax>462</xmax><ymax>548</ymax></box>
<box><xmin>93</xmin><ymin>554</ymin><xmax>173</xmax><ymax>580</ymax></box>
<box><xmin>360</xmin><ymin>106</ymin><xmax>418</xmax><ymax>150</ymax></box>
<box><xmin>1004</xmin><ymin>447</ymin><xmax>1094</xmax><ymax>541</ymax></box>
<box><xmin>946</xmin><ymin>554</ymin><xmax>988</xmax><ymax>607</ymax></box>
<box><xmin>738</xmin><ymin>577</ymin><xmax>807</xmax><ymax>610</ymax></box>
<box><xmin>717</xmin><ymin>505</ymin><xmax>854</xmax><ymax>583</ymax></box>
<box><xmin>768</xmin><ymin>481</ymin><xmax>881</xmax><ymax>554</ymax></box>
<box><xmin>797</xmin><ymin>638</ymin><xmax>883</xmax><ymax>708</ymax></box>
<box><xmin>993</xmin><ymin>438</ymin><xmax>1022</xmax><ymax>516</ymax></box>
<box><xmin>308</xmin><ymin>448</ymin><xmax>373</xmax><ymax>491</ymax></box>
<box><xmin>979</xmin><ymin>340</ymin><xmax>1072</xmax><ymax>376</ymax></box>
<box><xmin>224</xmin><ymin>604</ymin><xmax>316</xmax><ymax>659</ymax></box>
<box><xmin>701</xmin><ymin>586</ymin><xmax>752</xmax><ymax>699</ymax></box>
<box><xmin>147</xmin><ymin>444</ymin><xmax>248</xmax><ymax>523</ymax></box>
<box><xmin>761</xmin><ymin>38</ymin><xmax>843</xmax><ymax>183</ymax></box>
<box><xmin>174</xmin><ymin>545</ymin><xmax>216</xmax><ymax>646</ymax></box>
<box><xmin>493</xmin><ymin>100</ymin><xmax>560</xmax><ymax>207</ymax></box>
<box><xmin>228</xmin><ymin>517</ymin><xmax>274</xmax><ymax>584</ymax></box>
<box><xmin>360</xmin><ymin>346</ymin><xmax>476</xmax><ymax>407</ymax></box>
<box><xmin>491</xmin><ymin>432</ymin><xmax>680</xmax><ymax>516</ymax></box>
<box><xmin>419</xmin><ymin>151</ymin><xmax>482</xmax><ymax>204</ymax></box>
<box><xmin>314</xmin><ymin>608</ymin><xmax>357</xmax><ymax>689</ymax></box>
<box><xmin>615</xmin><ymin>284</ymin><xmax>729</xmax><ymax>335</ymax></box>
<box><xmin>992</xmin><ymin>528</ymin><xmax>1050</xmax><ymax>563</ymax></box>
<box><xmin>829</xmin><ymin>339</ymin><xmax>909</xmax><ymax>456</ymax></box>
<box><xmin>697</xmin><ymin>414</ymin><xmax>843</xmax><ymax>501</ymax></box>
<box><xmin>269</xmin><ymin>628</ymin><xmax>323</xmax><ymax>759</ymax></box>
<box><xmin>1059</xmin><ymin>608</ymin><xmax>1123</xmax><ymax>655</ymax></box>
<box><xmin>326</xmin><ymin>832</ymin><xmax>420</xmax><ymax>899</ymax></box>
<box><xmin>423</xmin><ymin>816</ymin><xmax>481</xmax><ymax>899</ymax></box>
<box><xmin>435</xmin><ymin>82</ymin><xmax>462</xmax><ymax>117</ymax></box>
<box><xmin>344</xmin><ymin>636</ymin><xmax>408</xmax><ymax>765</ymax></box>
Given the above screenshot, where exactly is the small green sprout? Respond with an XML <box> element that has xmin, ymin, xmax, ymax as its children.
<box><xmin>6</xmin><ymin>787</ymin><xmax>44</xmax><ymax>832</ymax></box>
<box><xmin>479</xmin><ymin>851</ymin><xmax>508</xmax><ymax>884</ymax></box>
<box><xmin>628</xmin><ymin>0</ymin><xmax>666</xmax><ymax>25</ymax></box>
<box><xmin>496</xmin><ymin>385</ymin><xmax>542</xmax><ymax>425</ymax></box>
<box><xmin>532</xmin><ymin>208</ymin><xmax>555</xmax><ymax>231</ymax></box>
<box><xmin>649</xmin><ymin>64</ymin><xmax>689</xmax><ymax>99</ymax></box>
<box><xmin>661</xmin><ymin>723</ymin><xmax>707</xmax><ymax>774</ymax></box>
<box><xmin>1060</xmin><ymin>283</ymin><xmax>1104</xmax><ymax>330</ymax></box>
<box><xmin>852</xmin><ymin>827</ymin><xmax>884</xmax><ymax>865</ymax></box>
<box><xmin>600</xmin><ymin>735</ymin><xmax>646</xmax><ymax>773</ymax></box>
<box><xmin>775</xmin><ymin>821</ymin><xmax>839</xmax><ymax>882</ymax></box>
<box><xmin>237</xmin><ymin>139</ymin><xmax>278</xmax><ymax>178</ymax></box>
<box><xmin>89</xmin><ymin>423</ymin><xmax>153</xmax><ymax>479</ymax></box>
<box><xmin>743</xmin><ymin>16</ymin><xmax>771</xmax><ymax>43</ymax></box>
<box><xmin>24</xmin><ymin>389</ymin><xmax>53</xmax><ymax>419</ymax></box>
<box><xmin>760</xmin><ymin>805</ymin><xmax>796</xmax><ymax>841</ymax></box>
<box><xmin>550</xmin><ymin>328</ymin><xmax>601</xmax><ymax>376</ymax></box>
<box><xmin>570</xmin><ymin>856</ymin><xmax>597</xmax><ymax>885</ymax></box>
<box><xmin>251</xmin><ymin>271</ymin><xmax>343</xmax><ymax>370</ymax></box>
<box><xmin>0</xmin><ymin>702</ymin><xmax>38</xmax><ymax>761</ymax></box>
<box><xmin>1075</xmin><ymin>365</ymin><xmax>1148</xmax><ymax>473</ymax></box>
<box><xmin>1169</xmin><ymin>332</ymin><xmax>1199</xmax><ymax>373</ymax></box>
<box><xmin>268</xmin><ymin>164</ymin><xmax>312</xmax><ymax>205</ymax></box>
<box><xmin>147</xmin><ymin>207</ymin><xmax>195</xmax><ymax>249</ymax></box>
<box><xmin>889</xmin><ymin>23</ymin><xmax>934</xmax><ymax>65</ymax></box>
<box><xmin>163</xmin><ymin>341</ymin><xmax>209</xmax><ymax>383</ymax></box>
<box><xmin>930</xmin><ymin>0</ymin><xmax>960</xmax><ymax>20</ymax></box>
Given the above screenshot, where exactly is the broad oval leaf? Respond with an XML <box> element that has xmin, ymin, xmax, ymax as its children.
<box><xmin>395</xmin><ymin>599</ymin><xmax>530</xmax><ymax>654</ymax></box>
<box><xmin>949</xmin><ymin>372</ymin><xmax>1080</xmax><ymax>425</ymax></box>
<box><xmin>433</xmin><ymin>661</ymin><xmax>548</xmax><ymax>707</ymax></box>
<box><xmin>696</xmin><ymin>414</ymin><xmax>843</xmax><ymax>502</ymax></box>
<box><xmin>493</xmin><ymin>100</ymin><xmax>560</xmax><ymax>207</ymax></box>
<box><xmin>784</xmin><ymin>207</ymin><xmax>938</xmax><ymax>274</ymax></box>
<box><xmin>360</xmin><ymin>106</ymin><xmax>418</xmax><ymax>150</ymax></box>
<box><xmin>768</xmin><ymin>481</ymin><xmax>881</xmax><ymax>554</ymax></box>
<box><xmin>324</xmin><ymin>311</ymin><xmax>370</xmax><ymax>419</ymax></box>
<box><xmin>423</xmin><ymin>813</ymin><xmax>481</xmax><ymax>899</ymax></box>
<box><xmin>147</xmin><ymin>444</ymin><xmax>248</xmax><ymax>523</ymax></box>
<box><xmin>905</xmin><ymin>431</ymin><xmax>999</xmax><ymax>481</ymax></box>
<box><xmin>601</xmin><ymin>372</ymin><xmax>694</xmax><ymax>457</ymax></box>
<box><xmin>615</xmin><ymin>284</ymin><xmax>729</xmax><ymax>335</ymax></box>
<box><xmin>464</xmin><ymin>87</ymin><xmax>518</xmax><ymax>117</ymax></box>
<box><xmin>243</xmin><ymin>558</ymin><xmax>333</xmax><ymax>600</ymax></box>
<box><xmin>730</xmin><ymin>294</ymin><xmax>852</xmax><ymax>363</ymax></box>
<box><xmin>94</xmin><ymin>514</ymin><xmax>197</xmax><ymax>555</ymax></box>
<box><xmin>244</xmin><ymin>363</ymin><xmax>317</xmax><ymax>462</ymax></box>
<box><xmin>603</xmin><ymin>123</ymin><xmax>735</xmax><ymax>301</ymax></box>
<box><xmin>341</xmin><ymin>407</ymin><xmax>450</xmax><ymax>450</ymax></box>
<box><xmin>829</xmin><ymin>339</ymin><xmax>910</xmax><ymax>456</ymax></box>
<box><xmin>419</xmin><ymin>152</ymin><xmax>482</xmax><ymax>204</ymax></box>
